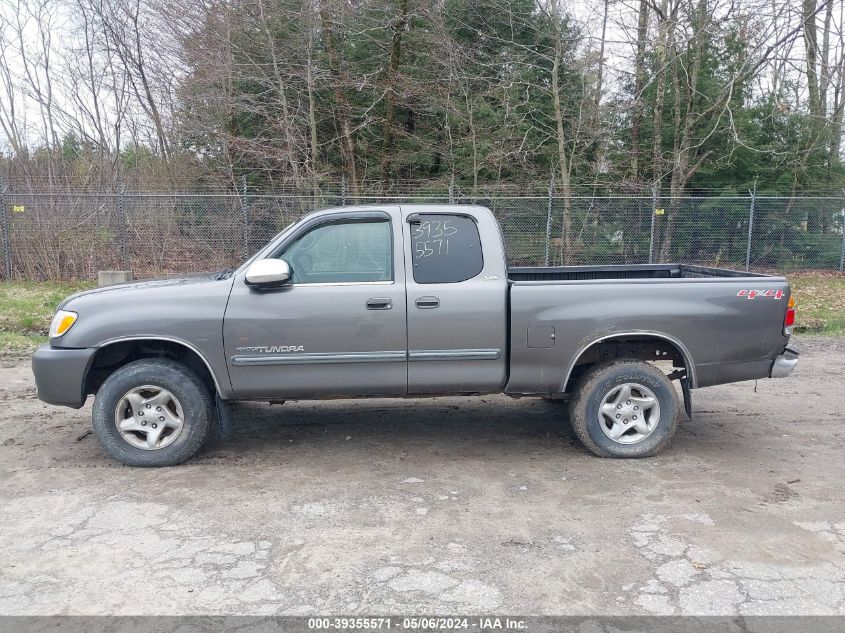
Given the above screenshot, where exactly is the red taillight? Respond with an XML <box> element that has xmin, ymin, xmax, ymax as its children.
<box><xmin>784</xmin><ymin>295</ymin><xmax>796</xmax><ymax>328</ymax></box>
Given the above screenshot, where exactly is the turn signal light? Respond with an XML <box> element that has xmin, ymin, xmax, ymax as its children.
<box><xmin>49</xmin><ymin>310</ymin><xmax>78</xmax><ymax>338</ymax></box>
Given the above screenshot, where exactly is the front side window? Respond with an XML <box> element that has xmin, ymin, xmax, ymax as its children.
<box><xmin>409</xmin><ymin>214</ymin><xmax>483</xmax><ymax>283</ymax></box>
<box><xmin>281</xmin><ymin>220</ymin><xmax>392</xmax><ymax>284</ymax></box>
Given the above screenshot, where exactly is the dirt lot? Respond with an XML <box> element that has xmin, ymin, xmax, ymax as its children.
<box><xmin>1</xmin><ymin>335</ymin><xmax>843</xmax><ymax>616</ymax></box>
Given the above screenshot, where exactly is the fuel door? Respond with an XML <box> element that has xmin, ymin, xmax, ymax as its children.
<box><xmin>527</xmin><ymin>325</ymin><xmax>555</xmax><ymax>348</ymax></box>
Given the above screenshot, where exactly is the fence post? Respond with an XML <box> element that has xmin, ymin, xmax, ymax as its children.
<box><xmin>117</xmin><ymin>183</ymin><xmax>129</xmax><ymax>270</ymax></box>
<box><xmin>544</xmin><ymin>174</ymin><xmax>554</xmax><ymax>267</ymax></box>
<box><xmin>448</xmin><ymin>180</ymin><xmax>455</xmax><ymax>205</ymax></box>
<box><xmin>840</xmin><ymin>190</ymin><xmax>845</xmax><ymax>273</ymax></box>
<box><xmin>341</xmin><ymin>176</ymin><xmax>347</xmax><ymax>206</ymax></box>
<box><xmin>0</xmin><ymin>176</ymin><xmax>10</xmax><ymax>280</ymax></box>
<box><xmin>241</xmin><ymin>175</ymin><xmax>249</xmax><ymax>260</ymax></box>
<box><xmin>649</xmin><ymin>184</ymin><xmax>657</xmax><ymax>264</ymax></box>
<box><xmin>745</xmin><ymin>181</ymin><xmax>756</xmax><ymax>271</ymax></box>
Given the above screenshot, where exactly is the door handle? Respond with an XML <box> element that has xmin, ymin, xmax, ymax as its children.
<box><xmin>366</xmin><ymin>297</ymin><xmax>392</xmax><ymax>310</ymax></box>
<box><xmin>415</xmin><ymin>296</ymin><xmax>440</xmax><ymax>309</ymax></box>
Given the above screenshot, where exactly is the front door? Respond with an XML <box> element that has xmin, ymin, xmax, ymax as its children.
<box><xmin>223</xmin><ymin>210</ymin><xmax>407</xmax><ymax>399</ymax></box>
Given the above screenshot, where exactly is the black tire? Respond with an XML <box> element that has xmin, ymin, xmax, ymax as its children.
<box><xmin>92</xmin><ymin>358</ymin><xmax>214</xmax><ymax>466</ymax></box>
<box><xmin>568</xmin><ymin>360</ymin><xmax>679</xmax><ymax>458</ymax></box>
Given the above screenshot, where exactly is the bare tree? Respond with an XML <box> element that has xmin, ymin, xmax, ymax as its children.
<box><xmin>630</xmin><ymin>0</ymin><xmax>650</xmax><ymax>182</ymax></box>
<box><xmin>319</xmin><ymin>0</ymin><xmax>359</xmax><ymax>194</ymax></box>
<box><xmin>89</xmin><ymin>0</ymin><xmax>173</xmax><ymax>162</ymax></box>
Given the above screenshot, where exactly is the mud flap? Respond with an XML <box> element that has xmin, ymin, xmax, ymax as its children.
<box><xmin>215</xmin><ymin>394</ymin><xmax>234</xmax><ymax>439</ymax></box>
<box><xmin>680</xmin><ymin>377</ymin><xmax>693</xmax><ymax>420</ymax></box>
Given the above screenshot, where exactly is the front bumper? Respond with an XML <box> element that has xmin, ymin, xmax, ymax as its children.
<box><xmin>770</xmin><ymin>346</ymin><xmax>799</xmax><ymax>379</ymax></box>
<box><xmin>31</xmin><ymin>344</ymin><xmax>97</xmax><ymax>408</ymax></box>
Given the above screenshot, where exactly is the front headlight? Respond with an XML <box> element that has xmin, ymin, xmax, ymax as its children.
<box><xmin>49</xmin><ymin>310</ymin><xmax>78</xmax><ymax>338</ymax></box>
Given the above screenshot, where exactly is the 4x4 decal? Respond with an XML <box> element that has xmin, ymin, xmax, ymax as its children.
<box><xmin>737</xmin><ymin>289</ymin><xmax>785</xmax><ymax>300</ymax></box>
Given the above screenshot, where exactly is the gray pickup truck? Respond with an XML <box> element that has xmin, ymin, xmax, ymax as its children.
<box><xmin>32</xmin><ymin>204</ymin><xmax>798</xmax><ymax>466</ymax></box>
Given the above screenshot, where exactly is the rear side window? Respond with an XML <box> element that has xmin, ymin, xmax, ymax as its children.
<box><xmin>409</xmin><ymin>214</ymin><xmax>483</xmax><ymax>283</ymax></box>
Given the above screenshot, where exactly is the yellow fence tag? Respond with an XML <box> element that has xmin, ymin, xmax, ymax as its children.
<box><xmin>654</xmin><ymin>208</ymin><xmax>665</xmax><ymax>215</ymax></box>
<box><xmin>12</xmin><ymin>205</ymin><xmax>25</xmax><ymax>213</ymax></box>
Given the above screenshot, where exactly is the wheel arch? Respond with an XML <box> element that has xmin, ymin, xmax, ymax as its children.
<box><xmin>83</xmin><ymin>336</ymin><xmax>224</xmax><ymax>398</ymax></box>
<box><xmin>561</xmin><ymin>331</ymin><xmax>696</xmax><ymax>393</ymax></box>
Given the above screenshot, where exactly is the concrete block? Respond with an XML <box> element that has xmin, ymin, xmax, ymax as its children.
<box><xmin>98</xmin><ymin>270</ymin><xmax>133</xmax><ymax>287</ymax></box>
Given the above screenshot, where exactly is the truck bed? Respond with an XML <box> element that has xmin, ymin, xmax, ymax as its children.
<box><xmin>506</xmin><ymin>261</ymin><xmax>789</xmax><ymax>394</ymax></box>
<box><xmin>508</xmin><ymin>263</ymin><xmax>768</xmax><ymax>282</ymax></box>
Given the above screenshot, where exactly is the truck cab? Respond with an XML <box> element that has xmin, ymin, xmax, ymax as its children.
<box><xmin>223</xmin><ymin>205</ymin><xmax>508</xmax><ymax>399</ymax></box>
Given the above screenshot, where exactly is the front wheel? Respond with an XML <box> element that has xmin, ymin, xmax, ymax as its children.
<box><xmin>92</xmin><ymin>358</ymin><xmax>214</xmax><ymax>466</ymax></box>
<box><xmin>568</xmin><ymin>360</ymin><xmax>679</xmax><ymax>458</ymax></box>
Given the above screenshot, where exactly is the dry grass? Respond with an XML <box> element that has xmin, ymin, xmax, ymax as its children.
<box><xmin>788</xmin><ymin>272</ymin><xmax>845</xmax><ymax>334</ymax></box>
<box><xmin>0</xmin><ymin>281</ymin><xmax>93</xmax><ymax>351</ymax></box>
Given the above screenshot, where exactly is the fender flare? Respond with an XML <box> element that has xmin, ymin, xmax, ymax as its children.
<box><xmin>561</xmin><ymin>331</ymin><xmax>697</xmax><ymax>392</ymax></box>
<box><xmin>92</xmin><ymin>335</ymin><xmax>228</xmax><ymax>396</ymax></box>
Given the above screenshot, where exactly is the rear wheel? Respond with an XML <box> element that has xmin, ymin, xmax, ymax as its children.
<box><xmin>92</xmin><ymin>358</ymin><xmax>214</xmax><ymax>466</ymax></box>
<box><xmin>568</xmin><ymin>360</ymin><xmax>679</xmax><ymax>458</ymax></box>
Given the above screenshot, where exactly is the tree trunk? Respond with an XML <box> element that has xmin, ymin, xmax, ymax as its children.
<box><xmin>803</xmin><ymin>0</ymin><xmax>822</xmax><ymax>117</ymax></box>
<box><xmin>630</xmin><ymin>0</ymin><xmax>649</xmax><ymax>182</ymax></box>
<box><xmin>660</xmin><ymin>14</ymin><xmax>680</xmax><ymax>262</ymax></box>
<box><xmin>130</xmin><ymin>9</ymin><xmax>170</xmax><ymax>163</ymax></box>
<box><xmin>651</xmin><ymin>0</ymin><xmax>669</xmax><ymax>190</ymax></box>
<box><xmin>552</xmin><ymin>14</ymin><xmax>573</xmax><ymax>265</ymax></box>
<box><xmin>380</xmin><ymin>0</ymin><xmax>409</xmax><ymax>186</ymax></box>
<box><xmin>465</xmin><ymin>91</ymin><xmax>479</xmax><ymax>193</ymax></box>
<box><xmin>660</xmin><ymin>0</ymin><xmax>706</xmax><ymax>262</ymax></box>
<box><xmin>257</xmin><ymin>0</ymin><xmax>300</xmax><ymax>184</ymax></box>
<box><xmin>305</xmin><ymin>1</ymin><xmax>320</xmax><ymax>198</ymax></box>
<box><xmin>820</xmin><ymin>0</ymin><xmax>834</xmax><ymax>113</ymax></box>
<box><xmin>829</xmin><ymin>30</ymin><xmax>845</xmax><ymax>171</ymax></box>
<box><xmin>319</xmin><ymin>1</ymin><xmax>358</xmax><ymax>195</ymax></box>
<box><xmin>592</xmin><ymin>0</ymin><xmax>608</xmax><ymax>128</ymax></box>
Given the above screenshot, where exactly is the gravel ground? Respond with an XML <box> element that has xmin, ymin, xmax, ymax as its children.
<box><xmin>0</xmin><ymin>335</ymin><xmax>843</xmax><ymax>616</ymax></box>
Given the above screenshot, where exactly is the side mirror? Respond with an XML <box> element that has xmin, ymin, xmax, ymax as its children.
<box><xmin>245</xmin><ymin>259</ymin><xmax>291</xmax><ymax>287</ymax></box>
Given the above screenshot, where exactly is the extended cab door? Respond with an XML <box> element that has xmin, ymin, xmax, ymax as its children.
<box><xmin>403</xmin><ymin>206</ymin><xmax>508</xmax><ymax>393</ymax></box>
<box><xmin>223</xmin><ymin>209</ymin><xmax>408</xmax><ymax>399</ymax></box>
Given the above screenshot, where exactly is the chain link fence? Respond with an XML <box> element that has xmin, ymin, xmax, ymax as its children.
<box><xmin>0</xmin><ymin>189</ymin><xmax>843</xmax><ymax>281</ymax></box>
